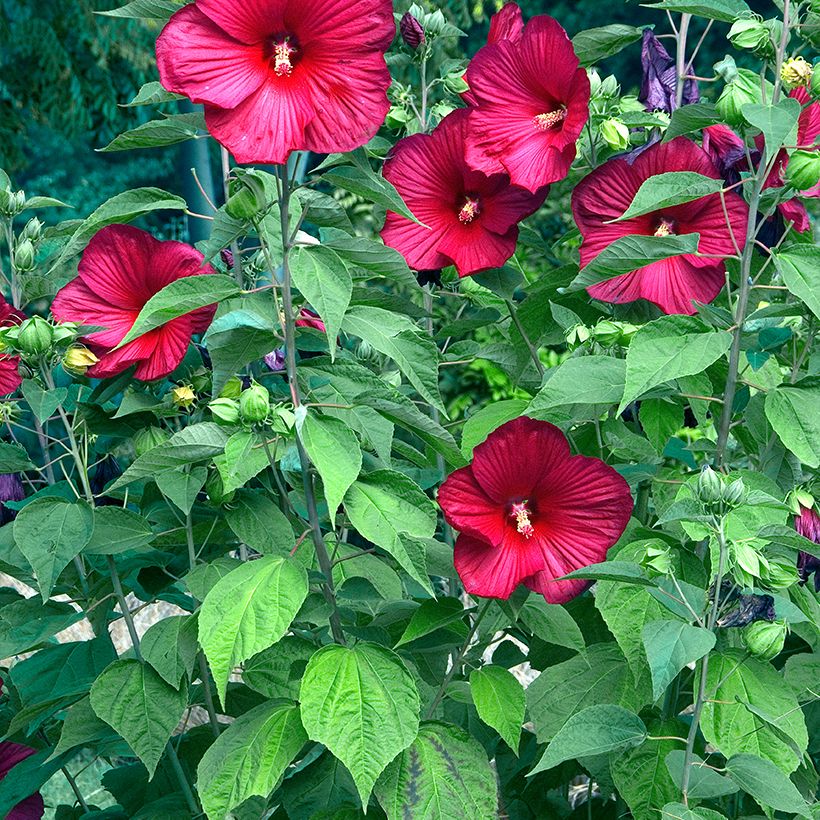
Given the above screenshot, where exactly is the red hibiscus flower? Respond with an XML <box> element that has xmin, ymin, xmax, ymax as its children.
<box><xmin>156</xmin><ymin>0</ymin><xmax>394</xmax><ymax>165</ymax></box>
<box><xmin>572</xmin><ymin>137</ymin><xmax>749</xmax><ymax>315</ymax></box>
<box><xmin>487</xmin><ymin>2</ymin><xmax>524</xmax><ymax>45</ymax></box>
<box><xmin>0</xmin><ymin>297</ymin><xmax>24</xmax><ymax>397</ymax></box>
<box><xmin>438</xmin><ymin>417</ymin><xmax>633</xmax><ymax>603</ymax></box>
<box><xmin>0</xmin><ymin>741</ymin><xmax>44</xmax><ymax>819</ymax></box>
<box><xmin>296</xmin><ymin>308</ymin><xmax>326</xmax><ymax>333</ymax></box>
<box><xmin>51</xmin><ymin>225</ymin><xmax>217</xmax><ymax>382</ymax></box>
<box><xmin>795</xmin><ymin>504</ymin><xmax>820</xmax><ymax>592</ymax></box>
<box><xmin>463</xmin><ymin>14</ymin><xmax>590</xmax><ymax>193</ymax></box>
<box><xmin>381</xmin><ymin>109</ymin><xmax>546</xmax><ymax>277</ymax></box>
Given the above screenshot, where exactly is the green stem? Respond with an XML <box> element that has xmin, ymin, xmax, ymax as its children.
<box><xmin>61</xmin><ymin>765</ymin><xmax>90</xmax><ymax>813</ymax></box>
<box><xmin>675</xmin><ymin>14</ymin><xmax>692</xmax><ymax>109</ymax></box>
<box><xmin>506</xmin><ymin>299</ymin><xmax>544</xmax><ymax>380</ymax></box>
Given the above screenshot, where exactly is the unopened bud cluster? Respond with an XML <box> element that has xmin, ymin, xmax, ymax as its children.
<box><xmin>696</xmin><ymin>467</ymin><xmax>748</xmax><ymax>513</ymax></box>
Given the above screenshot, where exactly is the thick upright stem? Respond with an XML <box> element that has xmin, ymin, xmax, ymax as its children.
<box><xmin>220</xmin><ymin>147</ymin><xmax>243</xmax><ymax>286</ymax></box>
<box><xmin>675</xmin><ymin>14</ymin><xmax>692</xmax><ymax>109</ymax></box>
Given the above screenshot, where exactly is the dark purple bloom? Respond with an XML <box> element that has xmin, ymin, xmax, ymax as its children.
<box><xmin>90</xmin><ymin>455</ymin><xmax>122</xmax><ymax>507</ymax></box>
<box><xmin>0</xmin><ymin>741</ymin><xmax>44</xmax><ymax>819</ymax></box>
<box><xmin>416</xmin><ymin>269</ymin><xmax>443</xmax><ymax>288</ymax></box>
<box><xmin>220</xmin><ymin>249</ymin><xmax>235</xmax><ymax>270</ymax></box>
<box><xmin>265</xmin><ymin>348</ymin><xmax>286</xmax><ymax>372</ymax></box>
<box><xmin>400</xmin><ymin>12</ymin><xmax>425</xmax><ymax>50</ymax></box>
<box><xmin>639</xmin><ymin>30</ymin><xmax>699</xmax><ymax>114</ymax></box>
<box><xmin>0</xmin><ymin>473</ymin><xmax>24</xmax><ymax>526</ymax></box>
<box><xmin>718</xmin><ymin>593</ymin><xmax>776</xmax><ymax>627</ymax></box>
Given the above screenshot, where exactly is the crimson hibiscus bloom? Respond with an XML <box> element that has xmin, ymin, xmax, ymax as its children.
<box><xmin>795</xmin><ymin>504</ymin><xmax>820</xmax><ymax>592</ymax></box>
<box><xmin>156</xmin><ymin>0</ymin><xmax>394</xmax><ymax>165</ymax></box>
<box><xmin>51</xmin><ymin>225</ymin><xmax>216</xmax><ymax>382</ymax></box>
<box><xmin>572</xmin><ymin>137</ymin><xmax>749</xmax><ymax>315</ymax></box>
<box><xmin>296</xmin><ymin>308</ymin><xmax>326</xmax><ymax>332</ymax></box>
<box><xmin>0</xmin><ymin>297</ymin><xmax>24</xmax><ymax>397</ymax></box>
<box><xmin>438</xmin><ymin>417</ymin><xmax>633</xmax><ymax>603</ymax></box>
<box><xmin>463</xmin><ymin>13</ymin><xmax>590</xmax><ymax>193</ymax></box>
<box><xmin>0</xmin><ymin>741</ymin><xmax>44</xmax><ymax>819</ymax></box>
<box><xmin>381</xmin><ymin>110</ymin><xmax>546</xmax><ymax>277</ymax></box>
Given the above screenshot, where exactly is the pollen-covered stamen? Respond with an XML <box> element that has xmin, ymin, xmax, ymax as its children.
<box><xmin>533</xmin><ymin>108</ymin><xmax>567</xmax><ymax>132</ymax></box>
<box><xmin>272</xmin><ymin>37</ymin><xmax>298</xmax><ymax>77</ymax></box>
<box><xmin>458</xmin><ymin>196</ymin><xmax>481</xmax><ymax>224</ymax></box>
<box><xmin>510</xmin><ymin>501</ymin><xmax>535</xmax><ymax>539</ymax></box>
<box><xmin>654</xmin><ymin>217</ymin><xmax>676</xmax><ymax>237</ymax></box>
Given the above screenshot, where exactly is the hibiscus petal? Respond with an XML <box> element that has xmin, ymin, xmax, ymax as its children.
<box><xmin>0</xmin><ymin>357</ymin><xmax>21</xmax><ymax>397</ymax></box>
<box><xmin>437</xmin><ymin>223</ymin><xmax>519</xmax><ymax>277</ymax></box>
<box><xmin>156</xmin><ymin>4</ymin><xmax>269</xmax><ymax>108</ymax></box>
<box><xmin>51</xmin><ymin>278</ymin><xmax>138</xmax><ymax>349</ymax></box>
<box><xmin>487</xmin><ymin>2</ymin><xmax>524</xmax><ymax>44</ymax></box>
<box><xmin>438</xmin><ymin>466</ymin><xmax>508</xmax><ymax>547</ymax></box>
<box><xmin>779</xmin><ymin>198</ymin><xmax>811</xmax><ymax>233</ymax></box>
<box><xmin>454</xmin><ymin>532</ymin><xmax>545</xmax><ymax>599</ymax></box>
<box><xmin>381</xmin><ymin>213</ymin><xmax>452</xmax><ymax>272</ymax></box>
<box><xmin>523</xmin><ymin>571</ymin><xmax>592</xmax><ymax>604</ymax></box>
<box><xmin>479</xmin><ymin>182</ymin><xmax>547</xmax><ymax>234</ymax></box>
<box><xmin>133</xmin><ymin>319</ymin><xmax>195</xmax><ymax>382</ymax></box>
<box><xmin>286</xmin><ymin>0</ymin><xmax>395</xmax><ymax>53</ymax></box>
<box><xmin>196</xmin><ymin>0</ymin><xmax>283</xmax><ymax>44</ymax></box>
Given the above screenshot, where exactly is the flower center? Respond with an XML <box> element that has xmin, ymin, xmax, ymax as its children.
<box><xmin>654</xmin><ymin>217</ymin><xmax>676</xmax><ymax>237</ymax></box>
<box><xmin>458</xmin><ymin>196</ymin><xmax>481</xmax><ymax>224</ymax></box>
<box><xmin>533</xmin><ymin>108</ymin><xmax>567</xmax><ymax>132</ymax></box>
<box><xmin>509</xmin><ymin>501</ymin><xmax>535</xmax><ymax>539</ymax></box>
<box><xmin>269</xmin><ymin>35</ymin><xmax>299</xmax><ymax>77</ymax></box>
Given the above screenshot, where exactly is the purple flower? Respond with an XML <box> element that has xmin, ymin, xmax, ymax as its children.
<box><xmin>265</xmin><ymin>348</ymin><xmax>286</xmax><ymax>372</ymax></box>
<box><xmin>639</xmin><ymin>30</ymin><xmax>699</xmax><ymax>114</ymax></box>
<box><xmin>0</xmin><ymin>473</ymin><xmax>24</xmax><ymax>526</ymax></box>
<box><xmin>220</xmin><ymin>249</ymin><xmax>235</xmax><ymax>270</ymax></box>
<box><xmin>796</xmin><ymin>505</ymin><xmax>820</xmax><ymax>592</ymax></box>
<box><xmin>400</xmin><ymin>12</ymin><xmax>425</xmax><ymax>50</ymax></box>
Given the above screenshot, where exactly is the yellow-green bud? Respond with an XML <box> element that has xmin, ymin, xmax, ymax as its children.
<box><xmin>781</xmin><ymin>57</ymin><xmax>814</xmax><ymax>89</ymax></box>
<box><xmin>385</xmin><ymin>106</ymin><xmax>412</xmax><ymax>130</ymax></box>
<box><xmin>601</xmin><ymin>118</ymin><xmax>630</xmax><ymax>152</ymax></box>
<box><xmin>444</xmin><ymin>72</ymin><xmax>470</xmax><ymax>96</ymax></box>
<box><xmin>727</xmin><ymin>18</ymin><xmax>770</xmax><ymax>52</ymax></box>
<box><xmin>220</xmin><ymin>376</ymin><xmax>244</xmax><ymax>399</ymax></box>
<box><xmin>134</xmin><ymin>426</ymin><xmax>170</xmax><ymax>457</ymax></box>
<box><xmin>717</xmin><ymin>70</ymin><xmax>762</xmax><ymax>127</ymax></box>
<box><xmin>16</xmin><ymin>316</ymin><xmax>54</xmax><ymax>356</ymax></box>
<box><xmin>742</xmin><ymin>620</ymin><xmax>787</xmax><ymax>660</ymax></box>
<box><xmin>20</xmin><ymin>218</ymin><xmax>42</xmax><ymax>243</ymax></box>
<box><xmin>697</xmin><ymin>466</ymin><xmax>723</xmax><ymax>505</ymax></box>
<box><xmin>63</xmin><ymin>345</ymin><xmax>99</xmax><ymax>376</ymax></box>
<box><xmin>13</xmin><ymin>239</ymin><xmax>35</xmax><ymax>273</ymax></box>
<box><xmin>171</xmin><ymin>384</ymin><xmax>196</xmax><ymax>410</ymax></box>
<box><xmin>209</xmin><ymin>397</ymin><xmax>241</xmax><ymax>425</ymax></box>
<box><xmin>239</xmin><ymin>382</ymin><xmax>270</xmax><ymax>423</ymax></box>
<box><xmin>722</xmin><ymin>478</ymin><xmax>747</xmax><ymax>507</ymax></box>
<box><xmin>225</xmin><ymin>186</ymin><xmax>261</xmax><ymax>220</ymax></box>
<box><xmin>785</xmin><ymin>150</ymin><xmax>820</xmax><ymax>191</ymax></box>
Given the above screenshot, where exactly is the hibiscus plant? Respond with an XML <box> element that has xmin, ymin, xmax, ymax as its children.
<box><xmin>1</xmin><ymin>0</ymin><xmax>819</xmax><ymax>818</ymax></box>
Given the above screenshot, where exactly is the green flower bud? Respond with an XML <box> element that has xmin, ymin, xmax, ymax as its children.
<box><xmin>644</xmin><ymin>543</ymin><xmax>673</xmax><ymax>575</ymax></box>
<box><xmin>727</xmin><ymin>18</ymin><xmax>770</xmax><ymax>52</ymax></box>
<box><xmin>796</xmin><ymin>489</ymin><xmax>815</xmax><ymax>509</ymax></box>
<box><xmin>785</xmin><ymin>150</ymin><xmax>820</xmax><ymax>191</ymax></box>
<box><xmin>225</xmin><ymin>186</ymin><xmax>261</xmax><ymax>220</ymax></box>
<box><xmin>601</xmin><ymin>118</ymin><xmax>630</xmax><ymax>152</ymax></box>
<box><xmin>722</xmin><ymin>478</ymin><xmax>747</xmax><ymax>507</ymax></box>
<box><xmin>587</xmin><ymin>68</ymin><xmax>602</xmax><ymax>98</ymax></box>
<box><xmin>600</xmin><ymin>75</ymin><xmax>619</xmax><ymax>98</ymax></box>
<box><xmin>781</xmin><ymin>56</ymin><xmax>814</xmax><ymax>89</ymax></box>
<box><xmin>717</xmin><ymin>70</ymin><xmax>763</xmax><ymax>127</ymax></box>
<box><xmin>20</xmin><ymin>217</ymin><xmax>42</xmax><ymax>243</ymax></box>
<box><xmin>16</xmin><ymin>316</ymin><xmax>54</xmax><ymax>356</ymax></box>
<box><xmin>566</xmin><ymin>324</ymin><xmax>592</xmax><ymax>346</ymax></box>
<box><xmin>593</xmin><ymin>320</ymin><xmax>624</xmax><ymax>346</ymax></box>
<box><xmin>763</xmin><ymin>560</ymin><xmax>800</xmax><ymax>590</ymax></box>
<box><xmin>12</xmin><ymin>239</ymin><xmax>36</xmax><ymax>273</ymax></box>
<box><xmin>385</xmin><ymin>105</ymin><xmax>412</xmax><ymax>130</ymax></box>
<box><xmin>0</xmin><ymin>190</ymin><xmax>25</xmax><ymax>217</ymax></box>
<box><xmin>205</xmin><ymin>468</ymin><xmax>235</xmax><ymax>505</ymax></box>
<box><xmin>134</xmin><ymin>426</ymin><xmax>170</xmax><ymax>457</ymax></box>
<box><xmin>812</xmin><ymin>66</ymin><xmax>820</xmax><ymax>99</ymax></box>
<box><xmin>209</xmin><ymin>397</ymin><xmax>241</xmax><ymax>425</ymax></box>
<box><xmin>239</xmin><ymin>382</ymin><xmax>270</xmax><ymax>423</ymax></box>
<box><xmin>697</xmin><ymin>466</ymin><xmax>723</xmax><ymax>505</ymax></box>
<box><xmin>713</xmin><ymin>55</ymin><xmax>739</xmax><ymax>84</ymax></box>
<box><xmin>742</xmin><ymin>620</ymin><xmax>787</xmax><ymax>660</ymax></box>
<box><xmin>220</xmin><ymin>376</ymin><xmax>244</xmax><ymax>399</ymax></box>
<box><xmin>444</xmin><ymin>72</ymin><xmax>470</xmax><ymax>96</ymax></box>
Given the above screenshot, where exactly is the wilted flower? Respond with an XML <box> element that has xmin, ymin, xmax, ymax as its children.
<box><xmin>438</xmin><ymin>417</ymin><xmax>633</xmax><ymax>603</ymax></box>
<box><xmin>781</xmin><ymin>57</ymin><xmax>814</xmax><ymax>89</ymax></box>
<box><xmin>220</xmin><ymin>249</ymin><xmax>235</xmax><ymax>270</ymax></box>
<box><xmin>172</xmin><ymin>385</ymin><xmax>197</xmax><ymax>409</ymax></box>
<box><xmin>90</xmin><ymin>455</ymin><xmax>123</xmax><ymax>507</ymax></box>
<box><xmin>0</xmin><ymin>740</ymin><xmax>44</xmax><ymax>818</ymax></box>
<box><xmin>399</xmin><ymin>11</ymin><xmax>425</xmax><ymax>50</ymax></box>
<box><xmin>63</xmin><ymin>344</ymin><xmax>99</xmax><ymax>376</ymax></box>
<box><xmin>795</xmin><ymin>504</ymin><xmax>820</xmax><ymax>592</ymax></box>
<box><xmin>718</xmin><ymin>592</ymin><xmax>776</xmax><ymax>627</ymax></box>
<box><xmin>639</xmin><ymin>30</ymin><xmax>699</xmax><ymax>114</ymax></box>
<box><xmin>0</xmin><ymin>472</ymin><xmax>24</xmax><ymax>526</ymax></box>
<box><xmin>264</xmin><ymin>348</ymin><xmax>286</xmax><ymax>372</ymax></box>
<box><xmin>296</xmin><ymin>308</ymin><xmax>326</xmax><ymax>333</ymax></box>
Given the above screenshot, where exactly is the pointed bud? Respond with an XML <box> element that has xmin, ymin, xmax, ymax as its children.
<box><xmin>400</xmin><ymin>12</ymin><xmax>425</xmax><ymax>50</ymax></box>
<box><xmin>62</xmin><ymin>345</ymin><xmax>98</xmax><ymax>376</ymax></box>
<box><xmin>742</xmin><ymin>620</ymin><xmax>787</xmax><ymax>660</ymax></box>
<box><xmin>696</xmin><ymin>466</ymin><xmax>723</xmax><ymax>505</ymax></box>
<box><xmin>727</xmin><ymin>18</ymin><xmax>770</xmax><ymax>52</ymax></box>
<box><xmin>13</xmin><ymin>239</ymin><xmax>35</xmax><ymax>273</ymax></box>
<box><xmin>781</xmin><ymin>57</ymin><xmax>814</xmax><ymax>89</ymax></box>
<box><xmin>722</xmin><ymin>477</ymin><xmax>747</xmax><ymax>507</ymax></box>
<box><xmin>601</xmin><ymin>118</ymin><xmax>630</xmax><ymax>152</ymax></box>
<box><xmin>0</xmin><ymin>190</ymin><xmax>25</xmax><ymax>217</ymax></box>
<box><xmin>16</xmin><ymin>316</ymin><xmax>53</xmax><ymax>356</ymax></box>
<box><xmin>717</xmin><ymin>70</ymin><xmax>762</xmax><ymax>127</ymax></box>
<box><xmin>20</xmin><ymin>218</ymin><xmax>42</xmax><ymax>243</ymax></box>
<box><xmin>205</xmin><ymin>468</ymin><xmax>235</xmax><ymax>505</ymax></box>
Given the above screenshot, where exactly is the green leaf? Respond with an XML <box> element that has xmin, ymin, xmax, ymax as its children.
<box><xmin>50</xmin><ymin>188</ymin><xmax>187</xmax><ymax>271</ymax></box>
<box><xmin>529</xmin><ymin>356</ymin><xmax>626</xmax><ymax>414</ymax></box>
<box><xmin>569</xmin><ymin>234</ymin><xmax>700</xmax><ymax>292</ymax></box>
<box><xmin>531</xmin><ymin>704</ymin><xmax>647</xmax><ymax>773</ymax></box>
<box><xmin>53</xmin><ymin>696</ymin><xmax>120</xmax><ymax>757</ymax></box>
<box><xmin>472</xmin><ymin>267</ymin><xmax>522</xmax><ymax>299</ymax></box>
<box><xmin>110</xmin><ymin>423</ymin><xmax>229</xmax><ymax>489</ymax></box>
<box><xmin>290</xmin><ymin>246</ymin><xmax>352</xmax><ymax>357</ymax></box>
<box><xmin>21</xmin><ymin>379</ymin><xmax>67</xmax><ymax>423</ymax></box>
<box><xmin>0</xmin><ymin>441</ymin><xmax>35</xmax><ymax>473</ymax></box>
<box><xmin>242</xmin><ymin>635</ymin><xmax>315</xmax><ymax>700</ymax></box>
<box><xmin>155</xmin><ymin>467</ymin><xmax>207</xmax><ymax>516</ymax></box>
<box><xmin>89</xmin><ymin>659</ymin><xmax>188</xmax><ymax>778</ymax></box>
<box><xmin>561</xmin><ymin>560</ymin><xmax>654</xmax><ymax>586</ymax></box>
<box><xmin>199</xmin><ymin>556</ymin><xmax>308</xmax><ymax>703</ymax></box>
<box><xmin>344</xmin><ymin>470</ymin><xmax>437</xmax><ymax>588</ymax></box>
<box><xmin>321</xmin><ymin>165</ymin><xmax>421</xmax><ymax>225</ymax></box>
<box><xmin>518</xmin><ymin>597</ymin><xmax>585</xmax><ymax>652</ymax></box>
<box><xmin>665</xmin><ymin>750</ymin><xmax>739</xmax><ymax>799</ymax></box>
<box><xmin>470</xmin><ymin>665</ymin><xmax>525</xmax><ymax>753</ymax></box>
<box><xmin>527</xmin><ymin>643</ymin><xmax>648</xmax><ymax>742</ymax></box>
<box><xmin>13</xmin><ymin>498</ymin><xmax>94</xmax><ymax>600</ymax></box>
<box><xmin>342</xmin><ymin>306</ymin><xmax>444</xmax><ymax>412</ymax></box>
<box><xmin>323</xmin><ymin>234</ymin><xmax>416</xmax><ymax>288</ymax></box>
<box><xmin>85</xmin><ymin>506</ymin><xmax>155</xmax><ymax>555</ymax></box>
<box><xmin>295</xmin><ymin>188</ymin><xmax>355</xmax><ymax>234</ymax></box>
<box><xmin>395</xmin><ymin>598</ymin><xmax>466</xmax><ymax>647</ymax></box>
<box><xmin>725</xmin><ymin>754</ymin><xmax>812</xmax><ymax>817</ymax></box>
<box><xmin>374</xmin><ymin>721</ymin><xmax>498</xmax><ymax>820</ymax></box>
<box><xmin>300</xmin><ymin>412</ymin><xmax>361</xmax><ymax>519</ymax></box>
<box><xmin>616</xmin><ymin>173</ymin><xmax>724</xmax><ymax>221</ymax></box>
<box><xmin>214</xmin><ymin>431</ymin><xmax>269</xmax><ymax>494</ymax></box>
<box><xmin>225</xmin><ymin>490</ymin><xmax>295</xmax><ymax>556</ymax></box>
<box><xmin>640</xmin><ymin>399</ymin><xmax>684</xmax><ymax>454</ymax></box>
<box><xmin>461</xmin><ymin>399</ymin><xmax>529</xmax><ymax>457</ymax></box>
<box><xmin>663</xmin><ymin>103</ymin><xmax>723</xmax><ymax>141</ymax></box>
<box><xmin>99</xmin><ymin>113</ymin><xmax>204</xmax><ymax>152</ymax></box>
<box><xmin>661</xmin><ymin>803</ymin><xmax>728</xmax><ymax>820</ymax></box>
<box><xmin>641</xmin><ymin>0</ymin><xmax>751</xmax><ymax>22</ymax></box>
<box><xmin>742</xmin><ymin>98</ymin><xmax>802</xmax><ymax>156</ymax></box>
<box><xmin>641</xmin><ymin>620</ymin><xmax>716</xmax><ymax>701</ymax></box>
<box><xmin>0</xmin><ymin>598</ymin><xmax>83</xmax><ymax>657</ymax></box>
<box><xmin>197</xmin><ymin>701</ymin><xmax>307</xmax><ymax>820</ymax></box>
<box><xmin>185</xmin><ymin>557</ymin><xmax>241</xmax><ymax>602</ymax></box>
<box><xmin>701</xmin><ymin>649</ymin><xmax>808</xmax><ymax>773</ymax></box>
<box><xmin>620</xmin><ymin>316</ymin><xmax>732</xmax><ymax>413</ymax></box>
<box><xmin>300</xmin><ymin>642</ymin><xmax>420</xmax><ymax>805</ymax></box>
<box><xmin>98</xmin><ymin>0</ymin><xmax>181</xmax><ymax>18</ymax></box>
<box><xmin>773</xmin><ymin>246</ymin><xmax>820</xmax><ymax>320</ymax></box>
<box><xmin>571</xmin><ymin>24</ymin><xmax>644</xmax><ymax>65</ymax></box>
<box><xmin>765</xmin><ymin>383</ymin><xmax>820</xmax><ymax>468</ymax></box>
<box><xmin>122</xmin><ymin>81</ymin><xmax>184</xmax><ymax>107</ymax></box>
<box><xmin>141</xmin><ymin>615</ymin><xmax>198</xmax><ymax>689</ymax></box>
<box><xmin>115</xmin><ymin>274</ymin><xmax>236</xmax><ymax>348</ymax></box>
<box><xmin>333</xmin><ymin>543</ymin><xmax>404</xmax><ymax>601</ymax></box>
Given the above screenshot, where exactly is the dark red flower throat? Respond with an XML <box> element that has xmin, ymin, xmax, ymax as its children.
<box><xmin>265</xmin><ymin>34</ymin><xmax>301</xmax><ymax>76</ymax></box>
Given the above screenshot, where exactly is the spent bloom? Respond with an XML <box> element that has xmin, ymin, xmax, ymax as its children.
<box><xmin>381</xmin><ymin>109</ymin><xmax>546</xmax><ymax>277</ymax></box>
<box><xmin>51</xmin><ymin>225</ymin><xmax>217</xmax><ymax>382</ymax></box>
<box><xmin>639</xmin><ymin>29</ymin><xmax>699</xmax><ymax>113</ymax></box>
<box><xmin>463</xmin><ymin>9</ymin><xmax>590</xmax><ymax>192</ymax></box>
<box><xmin>572</xmin><ymin>137</ymin><xmax>749</xmax><ymax>315</ymax></box>
<box><xmin>795</xmin><ymin>504</ymin><xmax>820</xmax><ymax>592</ymax></box>
<box><xmin>438</xmin><ymin>417</ymin><xmax>633</xmax><ymax>603</ymax></box>
<box><xmin>156</xmin><ymin>0</ymin><xmax>395</xmax><ymax>164</ymax></box>
<box><xmin>399</xmin><ymin>11</ymin><xmax>425</xmax><ymax>50</ymax></box>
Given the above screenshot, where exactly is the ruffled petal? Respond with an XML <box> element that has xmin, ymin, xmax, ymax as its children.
<box><xmin>156</xmin><ymin>4</ymin><xmax>269</xmax><ymax>108</ymax></box>
<box><xmin>438</xmin><ymin>466</ymin><xmax>507</xmax><ymax>547</ymax></box>
<box><xmin>487</xmin><ymin>2</ymin><xmax>524</xmax><ymax>44</ymax></box>
<box><xmin>454</xmin><ymin>532</ymin><xmax>544</xmax><ymax>599</ymax></box>
<box><xmin>479</xmin><ymin>181</ymin><xmax>547</xmax><ymax>233</ymax></box>
<box><xmin>286</xmin><ymin>0</ymin><xmax>395</xmax><ymax>53</ymax></box>
<box><xmin>51</xmin><ymin>278</ymin><xmax>138</xmax><ymax>349</ymax></box>
<box><xmin>195</xmin><ymin>0</ymin><xmax>282</xmax><ymax>44</ymax></box>
<box><xmin>133</xmin><ymin>319</ymin><xmax>194</xmax><ymax>382</ymax></box>
<box><xmin>437</xmin><ymin>223</ymin><xmax>519</xmax><ymax>277</ymax></box>
<box><xmin>0</xmin><ymin>357</ymin><xmax>21</xmax><ymax>397</ymax></box>
<box><xmin>380</xmin><ymin>213</ymin><xmax>452</xmax><ymax>272</ymax></box>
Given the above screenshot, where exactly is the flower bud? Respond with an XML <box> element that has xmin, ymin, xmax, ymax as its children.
<box><xmin>239</xmin><ymin>382</ymin><xmax>270</xmax><ymax>423</ymax></box>
<box><xmin>385</xmin><ymin>105</ymin><xmax>412</xmax><ymax>130</ymax></box>
<box><xmin>220</xmin><ymin>249</ymin><xmax>234</xmax><ymax>270</ymax></box>
<box><xmin>812</xmin><ymin>67</ymin><xmax>820</xmax><ymax>99</ymax></box>
<box><xmin>785</xmin><ymin>150</ymin><xmax>820</xmax><ymax>191</ymax></box>
<box><xmin>171</xmin><ymin>384</ymin><xmax>196</xmax><ymax>410</ymax></box>
<box><xmin>600</xmin><ymin>75</ymin><xmax>620</xmax><ymax>98</ymax></box>
<box><xmin>62</xmin><ymin>344</ymin><xmax>99</xmax><ymax>376</ymax></box>
<box><xmin>20</xmin><ymin>218</ymin><xmax>42</xmax><ymax>243</ymax></box>
<box><xmin>795</xmin><ymin>489</ymin><xmax>815</xmax><ymax>509</ymax></box>
<box><xmin>717</xmin><ymin>70</ymin><xmax>762</xmax><ymax>127</ymax></box>
<box><xmin>566</xmin><ymin>324</ymin><xmax>591</xmax><ymax>347</ymax></box>
<box><xmin>13</xmin><ymin>239</ymin><xmax>35</xmax><ymax>273</ymax></box>
<box><xmin>722</xmin><ymin>478</ymin><xmax>747</xmax><ymax>507</ymax></box>
<box><xmin>644</xmin><ymin>542</ymin><xmax>673</xmax><ymax>575</ymax></box>
<box><xmin>696</xmin><ymin>466</ymin><xmax>723</xmax><ymax>505</ymax></box>
<box><xmin>763</xmin><ymin>560</ymin><xmax>800</xmax><ymax>590</ymax></box>
<box><xmin>0</xmin><ymin>190</ymin><xmax>25</xmax><ymax>217</ymax></box>
<box><xmin>219</xmin><ymin>376</ymin><xmax>244</xmax><ymax>399</ymax></box>
<box><xmin>134</xmin><ymin>426</ymin><xmax>170</xmax><ymax>457</ymax></box>
<box><xmin>209</xmin><ymin>397</ymin><xmax>241</xmax><ymax>425</ymax></box>
<box><xmin>52</xmin><ymin>322</ymin><xmax>78</xmax><ymax>345</ymax></box>
<box><xmin>727</xmin><ymin>18</ymin><xmax>770</xmax><ymax>52</ymax></box>
<box><xmin>593</xmin><ymin>320</ymin><xmax>624</xmax><ymax>346</ymax></box>
<box><xmin>225</xmin><ymin>186</ymin><xmax>261</xmax><ymax>220</ymax></box>
<box><xmin>400</xmin><ymin>12</ymin><xmax>425</xmax><ymax>50</ymax></box>
<box><xmin>781</xmin><ymin>57</ymin><xmax>814</xmax><ymax>89</ymax></box>
<box><xmin>587</xmin><ymin>68</ymin><xmax>602</xmax><ymax>98</ymax></box>
<box><xmin>742</xmin><ymin>620</ymin><xmax>787</xmax><ymax>660</ymax></box>
<box><xmin>205</xmin><ymin>468</ymin><xmax>234</xmax><ymax>505</ymax></box>
<box><xmin>16</xmin><ymin>316</ymin><xmax>54</xmax><ymax>356</ymax></box>
<box><xmin>601</xmin><ymin>118</ymin><xmax>630</xmax><ymax>152</ymax></box>
<box><xmin>713</xmin><ymin>55</ymin><xmax>739</xmax><ymax>84</ymax></box>
<box><xmin>444</xmin><ymin>72</ymin><xmax>470</xmax><ymax>96</ymax></box>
